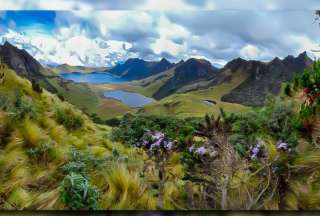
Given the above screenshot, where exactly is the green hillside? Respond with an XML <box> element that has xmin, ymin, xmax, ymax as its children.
<box><xmin>2</xmin><ymin>60</ymin><xmax>320</xmax><ymax>210</ymax></box>
<box><xmin>0</xmin><ymin>67</ymin><xmax>159</xmax><ymax>209</ymax></box>
<box><xmin>141</xmin><ymin>70</ymin><xmax>249</xmax><ymax>117</ymax></box>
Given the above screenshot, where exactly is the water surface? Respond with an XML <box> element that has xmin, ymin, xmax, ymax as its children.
<box><xmin>60</xmin><ymin>72</ymin><xmax>125</xmax><ymax>84</ymax></box>
<box><xmin>104</xmin><ymin>90</ymin><xmax>155</xmax><ymax>108</ymax></box>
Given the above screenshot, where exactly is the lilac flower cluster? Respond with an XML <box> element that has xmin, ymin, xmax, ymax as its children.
<box><xmin>189</xmin><ymin>145</ymin><xmax>207</xmax><ymax>156</ymax></box>
<box><xmin>140</xmin><ymin>131</ymin><xmax>174</xmax><ymax>152</ymax></box>
<box><xmin>249</xmin><ymin>140</ymin><xmax>264</xmax><ymax>160</ymax></box>
<box><xmin>276</xmin><ymin>141</ymin><xmax>290</xmax><ymax>152</ymax></box>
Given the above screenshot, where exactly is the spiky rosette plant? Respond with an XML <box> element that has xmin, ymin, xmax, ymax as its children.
<box><xmin>182</xmin><ymin>109</ymin><xmax>238</xmax><ymax>209</ymax></box>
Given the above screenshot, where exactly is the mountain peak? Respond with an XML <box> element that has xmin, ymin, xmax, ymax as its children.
<box><xmin>159</xmin><ymin>57</ymin><xmax>170</xmax><ymax>64</ymax></box>
<box><xmin>270</xmin><ymin>57</ymin><xmax>282</xmax><ymax>65</ymax></box>
<box><xmin>224</xmin><ymin>57</ymin><xmax>248</xmax><ymax>71</ymax></box>
<box><xmin>110</xmin><ymin>57</ymin><xmax>173</xmax><ymax>80</ymax></box>
<box><xmin>0</xmin><ymin>41</ymin><xmax>57</xmax><ymax>93</ymax></box>
<box><xmin>3</xmin><ymin>41</ymin><xmax>14</xmax><ymax>48</ymax></box>
<box><xmin>298</xmin><ymin>51</ymin><xmax>309</xmax><ymax>60</ymax></box>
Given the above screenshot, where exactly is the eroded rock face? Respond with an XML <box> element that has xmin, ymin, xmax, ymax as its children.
<box><xmin>221</xmin><ymin>52</ymin><xmax>313</xmax><ymax>106</ymax></box>
<box><xmin>0</xmin><ymin>41</ymin><xmax>57</xmax><ymax>93</ymax></box>
<box><xmin>109</xmin><ymin>57</ymin><xmax>174</xmax><ymax>80</ymax></box>
<box><xmin>153</xmin><ymin>58</ymin><xmax>219</xmax><ymax>99</ymax></box>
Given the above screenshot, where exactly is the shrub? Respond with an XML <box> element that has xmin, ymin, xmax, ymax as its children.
<box><xmin>105</xmin><ymin>117</ymin><xmax>121</xmax><ymax>127</ymax></box>
<box><xmin>89</xmin><ymin>113</ymin><xmax>104</xmax><ymax>125</ymax></box>
<box><xmin>59</xmin><ymin>172</ymin><xmax>100</xmax><ymax>210</ymax></box>
<box><xmin>13</xmin><ymin>91</ymin><xmax>36</xmax><ymax>120</ymax></box>
<box><xmin>63</xmin><ymin>148</ymin><xmax>107</xmax><ymax>176</ymax></box>
<box><xmin>55</xmin><ymin>106</ymin><xmax>84</xmax><ymax>130</ymax></box>
<box><xmin>31</xmin><ymin>79</ymin><xmax>43</xmax><ymax>93</ymax></box>
<box><xmin>26</xmin><ymin>139</ymin><xmax>55</xmax><ymax>163</ymax></box>
<box><xmin>284</xmin><ymin>83</ymin><xmax>292</xmax><ymax>96</ymax></box>
<box><xmin>229</xmin><ymin>112</ymin><xmax>260</xmax><ymax>157</ymax></box>
<box><xmin>111</xmin><ymin>114</ymin><xmax>199</xmax><ymax>149</ymax></box>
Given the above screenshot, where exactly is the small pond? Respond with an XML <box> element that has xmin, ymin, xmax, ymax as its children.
<box><xmin>103</xmin><ymin>90</ymin><xmax>155</xmax><ymax>108</ymax></box>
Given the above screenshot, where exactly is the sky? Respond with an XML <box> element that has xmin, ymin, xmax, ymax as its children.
<box><xmin>0</xmin><ymin>1</ymin><xmax>319</xmax><ymax>67</ymax></box>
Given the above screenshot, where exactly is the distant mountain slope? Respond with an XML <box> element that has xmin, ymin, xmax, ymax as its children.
<box><xmin>109</xmin><ymin>58</ymin><xmax>174</xmax><ymax>80</ymax></box>
<box><xmin>221</xmin><ymin>52</ymin><xmax>313</xmax><ymax>106</ymax></box>
<box><xmin>0</xmin><ymin>41</ymin><xmax>57</xmax><ymax>93</ymax></box>
<box><xmin>49</xmin><ymin>63</ymin><xmax>110</xmax><ymax>74</ymax></box>
<box><xmin>153</xmin><ymin>58</ymin><xmax>219</xmax><ymax>99</ymax></box>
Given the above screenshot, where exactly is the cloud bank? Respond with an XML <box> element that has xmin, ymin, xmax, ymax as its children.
<box><xmin>0</xmin><ymin>10</ymin><xmax>319</xmax><ymax>67</ymax></box>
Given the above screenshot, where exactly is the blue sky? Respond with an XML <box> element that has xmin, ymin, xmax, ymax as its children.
<box><xmin>0</xmin><ymin>4</ymin><xmax>319</xmax><ymax>67</ymax></box>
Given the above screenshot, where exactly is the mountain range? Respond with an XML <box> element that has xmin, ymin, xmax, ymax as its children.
<box><xmin>0</xmin><ymin>41</ymin><xmax>313</xmax><ymax>108</ymax></box>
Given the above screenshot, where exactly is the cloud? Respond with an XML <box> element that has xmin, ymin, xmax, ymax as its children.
<box><xmin>0</xmin><ymin>0</ymin><xmax>319</xmax><ymax>10</ymax></box>
<box><xmin>1</xmin><ymin>10</ymin><xmax>320</xmax><ymax>67</ymax></box>
<box><xmin>240</xmin><ymin>45</ymin><xmax>261</xmax><ymax>59</ymax></box>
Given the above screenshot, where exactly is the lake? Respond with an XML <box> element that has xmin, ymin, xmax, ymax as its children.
<box><xmin>104</xmin><ymin>90</ymin><xmax>155</xmax><ymax>108</ymax></box>
<box><xmin>60</xmin><ymin>72</ymin><xmax>155</xmax><ymax>108</ymax></box>
<box><xmin>60</xmin><ymin>72</ymin><xmax>125</xmax><ymax>84</ymax></box>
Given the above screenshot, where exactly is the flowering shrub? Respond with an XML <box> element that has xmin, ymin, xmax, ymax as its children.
<box><xmin>111</xmin><ymin>114</ymin><xmax>198</xmax><ymax>150</ymax></box>
<box><xmin>137</xmin><ymin>131</ymin><xmax>174</xmax><ymax>152</ymax></box>
<box><xmin>136</xmin><ymin>130</ymin><xmax>175</xmax><ymax>209</ymax></box>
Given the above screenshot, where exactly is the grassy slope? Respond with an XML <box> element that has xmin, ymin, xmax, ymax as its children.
<box><xmin>142</xmin><ymin>70</ymin><xmax>250</xmax><ymax>117</ymax></box>
<box><xmin>49</xmin><ymin>64</ymin><xmax>250</xmax><ymax>119</ymax></box>
<box><xmin>48</xmin><ymin>64</ymin><xmax>109</xmax><ymax>75</ymax></box>
<box><xmin>0</xmin><ymin>67</ymin><xmax>163</xmax><ymax>210</ymax></box>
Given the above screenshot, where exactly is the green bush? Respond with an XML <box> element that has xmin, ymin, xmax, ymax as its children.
<box><xmin>230</xmin><ymin>97</ymin><xmax>300</xmax><ymax>157</ymax></box>
<box><xmin>284</xmin><ymin>83</ymin><xmax>292</xmax><ymax>96</ymax></box>
<box><xmin>111</xmin><ymin>113</ymin><xmax>199</xmax><ymax>149</ymax></box>
<box><xmin>104</xmin><ymin>117</ymin><xmax>121</xmax><ymax>127</ymax></box>
<box><xmin>26</xmin><ymin>139</ymin><xmax>55</xmax><ymax>162</ymax></box>
<box><xmin>55</xmin><ymin>106</ymin><xmax>84</xmax><ymax>130</ymax></box>
<box><xmin>31</xmin><ymin>79</ymin><xmax>43</xmax><ymax>93</ymax></box>
<box><xmin>59</xmin><ymin>172</ymin><xmax>100</xmax><ymax>210</ymax></box>
<box><xmin>13</xmin><ymin>91</ymin><xmax>36</xmax><ymax>120</ymax></box>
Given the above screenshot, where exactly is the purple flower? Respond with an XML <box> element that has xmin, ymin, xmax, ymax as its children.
<box><xmin>142</xmin><ymin>140</ymin><xmax>149</xmax><ymax>146</ymax></box>
<box><xmin>250</xmin><ymin>147</ymin><xmax>260</xmax><ymax>159</ymax></box>
<box><xmin>195</xmin><ymin>147</ymin><xmax>207</xmax><ymax>155</ymax></box>
<box><xmin>277</xmin><ymin>142</ymin><xmax>288</xmax><ymax>151</ymax></box>
<box><xmin>250</xmin><ymin>141</ymin><xmax>264</xmax><ymax>159</ymax></box>
<box><xmin>152</xmin><ymin>131</ymin><xmax>164</xmax><ymax>140</ymax></box>
<box><xmin>164</xmin><ymin>141</ymin><xmax>173</xmax><ymax>151</ymax></box>
<box><xmin>189</xmin><ymin>145</ymin><xmax>195</xmax><ymax>153</ymax></box>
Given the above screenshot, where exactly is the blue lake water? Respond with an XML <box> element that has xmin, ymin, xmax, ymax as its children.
<box><xmin>60</xmin><ymin>72</ymin><xmax>155</xmax><ymax>107</ymax></box>
<box><xmin>104</xmin><ymin>90</ymin><xmax>155</xmax><ymax>108</ymax></box>
<box><xmin>60</xmin><ymin>72</ymin><xmax>125</xmax><ymax>84</ymax></box>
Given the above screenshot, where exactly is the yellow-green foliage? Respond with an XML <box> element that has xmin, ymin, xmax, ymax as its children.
<box><xmin>142</xmin><ymin>71</ymin><xmax>249</xmax><ymax>117</ymax></box>
<box><xmin>0</xmin><ymin>68</ymin><xmax>151</xmax><ymax>210</ymax></box>
<box><xmin>100</xmin><ymin>164</ymin><xmax>156</xmax><ymax>210</ymax></box>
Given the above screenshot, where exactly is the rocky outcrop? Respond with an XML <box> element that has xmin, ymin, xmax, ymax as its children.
<box><xmin>153</xmin><ymin>58</ymin><xmax>219</xmax><ymax>99</ymax></box>
<box><xmin>221</xmin><ymin>52</ymin><xmax>313</xmax><ymax>106</ymax></box>
<box><xmin>109</xmin><ymin>57</ymin><xmax>173</xmax><ymax>80</ymax></box>
<box><xmin>0</xmin><ymin>41</ymin><xmax>57</xmax><ymax>93</ymax></box>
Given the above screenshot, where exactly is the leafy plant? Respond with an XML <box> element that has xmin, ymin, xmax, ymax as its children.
<box><xmin>55</xmin><ymin>106</ymin><xmax>84</xmax><ymax>130</ymax></box>
<box><xmin>13</xmin><ymin>91</ymin><xmax>36</xmax><ymax>120</ymax></box>
<box><xmin>111</xmin><ymin>113</ymin><xmax>199</xmax><ymax>150</ymax></box>
<box><xmin>59</xmin><ymin>172</ymin><xmax>100</xmax><ymax>210</ymax></box>
<box><xmin>31</xmin><ymin>79</ymin><xmax>43</xmax><ymax>93</ymax></box>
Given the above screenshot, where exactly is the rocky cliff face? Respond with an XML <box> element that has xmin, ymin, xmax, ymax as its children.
<box><xmin>0</xmin><ymin>41</ymin><xmax>57</xmax><ymax>93</ymax></box>
<box><xmin>109</xmin><ymin>57</ymin><xmax>173</xmax><ymax>80</ymax></box>
<box><xmin>153</xmin><ymin>58</ymin><xmax>219</xmax><ymax>99</ymax></box>
<box><xmin>221</xmin><ymin>52</ymin><xmax>313</xmax><ymax>106</ymax></box>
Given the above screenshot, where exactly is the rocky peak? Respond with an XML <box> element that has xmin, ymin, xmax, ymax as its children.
<box><xmin>223</xmin><ymin>57</ymin><xmax>248</xmax><ymax>72</ymax></box>
<box><xmin>0</xmin><ymin>41</ymin><xmax>57</xmax><ymax>93</ymax></box>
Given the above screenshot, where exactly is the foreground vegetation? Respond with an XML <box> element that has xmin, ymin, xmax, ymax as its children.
<box><xmin>1</xmin><ymin>60</ymin><xmax>320</xmax><ymax>210</ymax></box>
